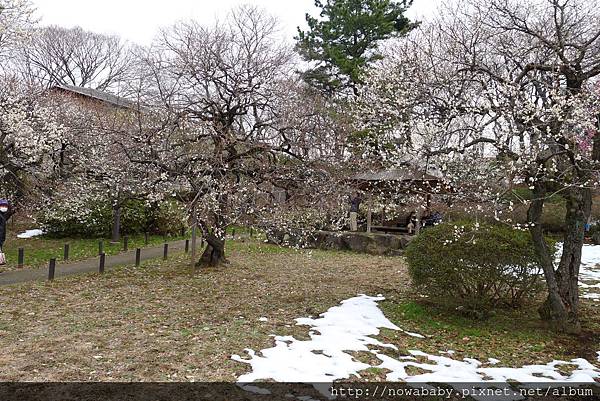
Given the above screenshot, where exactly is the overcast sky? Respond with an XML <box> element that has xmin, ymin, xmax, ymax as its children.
<box><xmin>31</xmin><ymin>0</ymin><xmax>441</xmax><ymax>45</ymax></box>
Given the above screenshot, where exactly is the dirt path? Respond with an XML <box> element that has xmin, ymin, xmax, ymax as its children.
<box><xmin>0</xmin><ymin>240</ymin><xmax>188</xmax><ymax>286</ymax></box>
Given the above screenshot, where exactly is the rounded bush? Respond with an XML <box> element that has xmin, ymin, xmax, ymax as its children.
<box><xmin>39</xmin><ymin>199</ymin><xmax>187</xmax><ymax>238</ymax></box>
<box><xmin>405</xmin><ymin>221</ymin><xmax>552</xmax><ymax>314</ymax></box>
<box><xmin>149</xmin><ymin>200</ymin><xmax>187</xmax><ymax>236</ymax></box>
<box><xmin>40</xmin><ymin>199</ymin><xmax>112</xmax><ymax>237</ymax></box>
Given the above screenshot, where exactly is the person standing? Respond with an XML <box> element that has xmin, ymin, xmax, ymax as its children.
<box><xmin>349</xmin><ymin>192</ymin><xmax>361</xmax><ymax>231</ymax></box>
<box><xmin>406</xmin><ymin>211</ymin><xmax>417</xmax><ymax>234</ymax></box>
<box><xmin>0</xmin><ymin>199</ymin><xmax>16</xmax><ymax>251</ymax></box>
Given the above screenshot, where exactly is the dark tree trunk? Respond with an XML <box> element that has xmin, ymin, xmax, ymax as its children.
<box><xmin>198</xmin><ymin>232</ymin><xmax>226</xmax><ymax>267</ymax></box>
<box><xmin>111</xmin><ymin>203</ymin><xmax>121</xmax><ymax>243</ymax></box>
<box><xmin>58</xmin><ymin>142</ymin><xmax>68</xmax><ymax>178</ymax></box>
<box><xmin>528</xmin><ymin>183</ymin><xmax>588</xmax><ymax>334</ymax></box>
<box><xmin>553</xmin><ymin>187</ymin><xmax>591</xmax><ymax>330</ymax></box>
<box><xmin>190</xmin><ymin>204</ymin><xmax>198</xmax><ymax>267</ymax></box>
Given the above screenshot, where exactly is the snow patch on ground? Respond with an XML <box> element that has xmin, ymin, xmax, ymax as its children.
<box><xmin>378</xmin><ymin>350</ymin><xmax>599</xmax><ymax>383</ymax></box>
<box><xmin>233</xmin><ymin>295</ymin><xmax>600</xmax><ymax>400</ymax></box>
<box><xmin>579</xmin><ymin>244</ymin><xmax>600</xmax><ymax>300</ymax></box>
<box><xmin>232</xmin><ymin>295</ymin><xmax>403</xmax><ymax>383</ymax></box>
<box><xmin>555</xmin><ymin>243</ymin><xmax>600</xmax><ymax>300</ymax></box>
<box><xmin>579</xmin><ymin>244</ymin><xmax>600</xmax><ymax>282</ymax></box>
<box><xmin>16</xmin><ymin>229</ymin><xmax>44</xmax><ymax>239</ymax></box>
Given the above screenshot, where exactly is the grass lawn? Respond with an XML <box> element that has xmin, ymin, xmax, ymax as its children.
<box><xmin>0</xmin><ymin>238</ymin><xmax>597</xmax><ymax>381</ymax></box>
<box><xmin>375</xmin><ymin>300</ymin><xmax>599</xmax><ymax>376</ymax></box>
<box><xmin>0</xmin><ymin>227</ymin><xmax>185</xmax><ymax>272</ymax></box>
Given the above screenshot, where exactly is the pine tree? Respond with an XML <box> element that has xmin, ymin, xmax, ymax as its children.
<box><xmin>296</xmin><ymin>0</ymin><xmax>416</xmax><ymax>96</ymax></box>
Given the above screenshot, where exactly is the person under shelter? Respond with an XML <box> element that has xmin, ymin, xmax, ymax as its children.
<box><xmin>349</xmin><ymin>192</ymin><xmax>361</xmax><ymax>231</ymax></box>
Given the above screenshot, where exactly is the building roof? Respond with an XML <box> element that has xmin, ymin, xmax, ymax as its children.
<box><xmin>49</xmin><ymin>84</ymin><xmax>137</xmax><ymax>110</ymax></box>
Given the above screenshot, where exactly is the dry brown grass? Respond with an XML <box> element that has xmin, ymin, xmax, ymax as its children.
<box><xmin>0</xmin><ymin>241</ymin><xmax>409</xmax><ymax>381</ymax></box>
<box><xmin>0</xmin><ymin>239</ymin><xmax>597</xmax><ymax>383</ymax></box>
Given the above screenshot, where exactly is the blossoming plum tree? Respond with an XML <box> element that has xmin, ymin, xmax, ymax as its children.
<box><xmin>355</xmin><ymin>0</ymin><xmax>600</xmax><ymax>332</ymax></box>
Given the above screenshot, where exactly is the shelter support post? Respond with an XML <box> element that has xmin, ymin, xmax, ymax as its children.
<box><xmin>367</xmin><ymin>194</ymin><xmax>372</xmax><ymax>233</ymax></box>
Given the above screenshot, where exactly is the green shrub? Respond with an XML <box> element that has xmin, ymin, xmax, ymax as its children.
<box><xmin>40</xmin><ymin>199</ymin><xmax>113</xmax><ymax>237</ymax></box>
<box><xmin>149</xmin><ymin>200</ymin><xmax>187</xmax><ymax>236</ymax></box>
<box><xmin>39</xmin><ymin>198</ymin><xmax>187</xmax><ymax>238</ymax></box>
<box><xmin>120</xmin><ymin>200</ymin><xmax>151</xmax><ymax>235</ymax></box>
<box><xmin>405</xmin><ymin>220</ymin><xmax>552</xmax><ymax>316</ymax></box>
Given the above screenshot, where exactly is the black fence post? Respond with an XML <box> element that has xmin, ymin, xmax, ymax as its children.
<box><xmin>123</xmin><ymin>235</ymin><xmax>128</xmax><ymax>252</ymax></box>
<box><xmin>185</xmin><ymin>239</ymin><xmax>189</xmax><ymax>254</ymax></box>
<box><xmin>63</xmin><ymin>244</ymin><xmax>69</xmax><ymax>261</ymax></box>
<box><xmin>232</xmin><ymin>228</ymin><xmax>236</xmax><ymax>239</ymax></box>
<box><xmin>99</xmin><ymin>253</ymin><xmax>105</xmax><ymax>274</ymax></box>
<box><xmin>144</xmin><ymin>232</ymin><xmax>149</xmax><ymax>245</ymax></box>
<box><xmin>98</xmin><ymin>241</ymin><xmax>104</xmax><ymax>256</ymax></box>
<box><xmin>48</xmin><ymin>258</ymin><xmax>56</xmax><ymax>281</ymax></box>
<box><xmin>163</xmin><ymin>243</ymin><xmax>168</xmax><ymax>260</ymax></box>
<box><xmin>250</xmin><ymin>227</ymin><xmax>253</xmax><ymax>238</ymax></box>
<box><xmin>17</xmin><ymin>248</ymin><xmax>24</xmax><ymax>268</ymax></box>
<box><xmin>135</xmin><ymin>248</ymin><xmax>141</xmax><ymax>267</ymax></box>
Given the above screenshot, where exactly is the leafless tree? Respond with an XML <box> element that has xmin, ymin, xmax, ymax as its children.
<box><xmin>126</xmin><ymin>6</ymin><xmax>303</xmax><ymax>266</ymax></box>
<box><xmin>16</xmin><ymin>25</ymin><xmax>134</xmax><ymax>91</ymax></box>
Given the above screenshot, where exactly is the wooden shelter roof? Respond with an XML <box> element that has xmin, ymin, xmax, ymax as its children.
<box><xmin>349</xmin><ymin>167</ymin><xmax>452</xmax><ymax>194</ymax></box>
